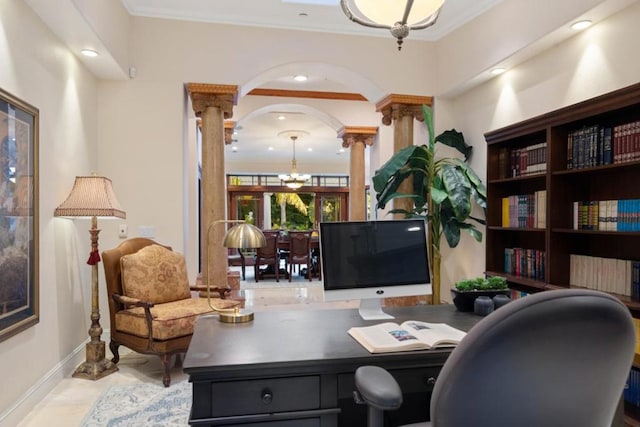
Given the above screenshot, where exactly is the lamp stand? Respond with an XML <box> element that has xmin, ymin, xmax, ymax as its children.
<box><xmin>206</xmin><ymin>220</ymin><xmax>257</xmax><ymax>323</ymax></box>
<box><xmin>73</xmin><ymin>216</ymin><xmax>118</xmax><ymax>380</ymax></box>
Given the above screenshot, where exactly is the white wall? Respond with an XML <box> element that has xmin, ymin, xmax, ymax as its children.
<box><xmin>0</xmin><ymin>0</ymin><xmax>99</xmax><ymax>422</ymax></box>
<box><xmin>439</xmin><ymin>1</ymin><xmax>640</xmax><ymax>301</ymax></box>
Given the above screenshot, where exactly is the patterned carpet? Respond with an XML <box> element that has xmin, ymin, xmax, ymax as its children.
<box><xmin>82</xmin><ymin>380</ymin><xmax>190</xmax><ymax>426</ymax></box>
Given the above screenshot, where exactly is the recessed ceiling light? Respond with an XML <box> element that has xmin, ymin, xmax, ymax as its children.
<box><xmin>491</xmin><ymin>68</ymin><xmax>506</xmax><ymax>75</ymax></box>
<box><xmin>294</xmin><ymin>75</ymin><xmax>308</xmax><ymax>82</ymax></box>
<box><xmin>278</xmin><ymin>115</ymin><xmax>286</xmax><ymax>120</ymax></box>
<box><xmin>307</xmin><ymin>148</ymin><xmax>313</xmax><ymax>152</ymax></box>
<box><xmin>81</xmin><ymin>49</ymin><xmax>99</xmax><ymax>57</ymax></box>
<box><xmin>268</xmin><ymin>146</ymin><xmax>274</xmax><ymax>151</ymax></box>
<box><xmin>571</xmin><ymin>20</ymin><xmax>592</xmax><ymax>30</ymax></box>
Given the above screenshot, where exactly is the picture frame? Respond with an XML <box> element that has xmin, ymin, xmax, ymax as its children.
<box><xmin>0</xmin><ymin>88</ymin><xmax>39</xmax><ymax>343</ymax></box>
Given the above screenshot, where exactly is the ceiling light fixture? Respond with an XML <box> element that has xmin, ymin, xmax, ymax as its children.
<box><xmin>340</xmin><ymin>0</ymin><xmax>445</xmax><ymax>50</ymax></box>
<box><xmin>491</xmin><ymin>67</ymin><xmax>506</xmax><ymax>75</ymax></box>
<box><xmin>80</xmin><ymin>49</ymin><xmax>99</xmax><ymax>57</ymax></box>
<box><xmin>279</xmin><ymin>135</ymin><xmax>310</xmax><ymax>190</ymax></box>
<box><xmin>294</xmin><ymin>74</ymin><xmax>308</xmax><ymax>82</ymax></box>
<box><xmin>571</xmin><ymin>20</ymin><xmax>592</xmax><ymax>30</ymax></box>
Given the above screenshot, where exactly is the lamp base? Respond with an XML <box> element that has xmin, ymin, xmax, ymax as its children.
<box><xmin>219</xmin><ymin>308</ymin><xmax>254</xmax><ymax>323</ymax></box>
<box><xmin>72</xmin><ymin>340</ymin><xmax>118</xmax><ymax>380</ymax></box>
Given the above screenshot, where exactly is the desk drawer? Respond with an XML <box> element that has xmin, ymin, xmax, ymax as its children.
<box><xmin>211</xmin><ymin>376</ymin><xmax>320</xmax><ymax>416</ymax></box>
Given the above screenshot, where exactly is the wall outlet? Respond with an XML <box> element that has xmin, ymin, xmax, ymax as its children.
<box><xmin>138</xmin><ymin>226</ymin><xmax>155</xmax><ymax>239</ymax></box>
<box><xmin>118</xmin><ymin>224</ymin><xmax>128</xmax><ymax>239</ymax></box>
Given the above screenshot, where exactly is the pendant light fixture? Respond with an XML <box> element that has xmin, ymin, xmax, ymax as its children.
<box><xmin>279</xmin><ymin>135</ymin><xmax>310</xmax><ymax>190</ymax></box>
<box><xmin>340</xmin><ymin>0</ymin><xmax>446</xmax><ymax>50</ymax></box>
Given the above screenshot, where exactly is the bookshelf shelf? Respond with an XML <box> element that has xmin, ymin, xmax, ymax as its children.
<box><xmin>488</xmin><ymin>226</ymin><xmax>545</xmax><ymax>232</ymax></box>
<box><xmin>485</xmin><ymin>82</ymin><xmax>640</xmax><ymax>422</ymax></box>
<box><xmin>488</xmin><ymin>173</ymin><xmax>546</xmax><ymax>184</ymax></box>
<box><xmin>552</xmin><ymin>228</ymin><xmax>640</xmax><ymax>237</ymax></box>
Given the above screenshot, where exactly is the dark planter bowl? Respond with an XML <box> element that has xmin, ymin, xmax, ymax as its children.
<box><xmin>451</xmin><ymin>288</ymin><xmax>511</xmax><ymax>312</ymax></box>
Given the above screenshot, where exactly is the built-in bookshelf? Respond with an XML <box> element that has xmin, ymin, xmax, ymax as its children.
<box><xmin>485</xmin><ymin>82</ymin><xmax>640</xmax><ymax>424</ymax></box>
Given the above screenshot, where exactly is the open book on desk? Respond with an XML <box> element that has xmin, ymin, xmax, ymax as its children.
<box><xmin>348</xmin><ymin>321</ymin><xmax>466</xmax><ymax>354</ymax></box>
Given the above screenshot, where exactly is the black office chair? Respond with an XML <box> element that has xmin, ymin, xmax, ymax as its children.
<box><xmin>354</xmin><ymin>289</ymin><xmax>636</xmax><ymax>427</ymax></box>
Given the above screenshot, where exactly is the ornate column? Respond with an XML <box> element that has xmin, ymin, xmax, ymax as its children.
<box><xmin>187</xmin><ymin>83</ymin><xmax>238</xmax><ymax>290</ymax></box>
<box><xmin>376</xmin><ymin>94</ymin><xmax>433</xmax><ymax>217</ymax></box>
<box><xmin>263</xmin><ymin>193</ymin><xmax>273</xmax><ymax>230</ymax></box>
<box><xmin>224</xmin><ymin>121</ymin><xmax>236</xmax><ymax>145</ymax></box>
<box><xmin>338</xmin><ymin>126</ymin><xmax>377</xmax><ymax>221</ymax></box>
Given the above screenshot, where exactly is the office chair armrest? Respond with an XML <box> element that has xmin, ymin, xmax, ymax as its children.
<box><xmin>354</xmin><ymin>366</ymin><xmax>403</xmax><ymax>411</ymax></box>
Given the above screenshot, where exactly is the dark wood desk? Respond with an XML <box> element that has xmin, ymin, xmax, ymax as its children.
<box><xmin>184</xmin><ymin>305</ymin><xmax>479</xmax><ymax>426</ymax></box>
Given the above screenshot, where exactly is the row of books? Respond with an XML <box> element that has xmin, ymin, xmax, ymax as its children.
<box><xmin>573</xmin><ymin>199</ymin><xmax>640</xmax><ymax>231</ymax></box>
<box><xmin>496</xmin><ymin>143</ymin><xmax>547</xmax><ymax>179</ymax></box>
<box><xmin>504</xmin><ymin>247</ymin><xmax>546</xmax><ymax>281</ymax></box>
<box><xmin>567</xmin><ymin>121</ymin><xmax>640</xmax><ymax>170</ymax></box>
<box><xmin>625</xmin><ymin>367</ymin><xmax>640</xmax><ymax>408</ymax></box>
<box><xmin>566</xmin><ymin>125</ymin><xmax>612</xmax><ymax>169</ymax></box>
<box><xmin>569</xmin><ymin>254</ymin><xmax>639</xmax><ymax>297</ymax></box>
<box><xmin>501</xmin><ymin>191</ymin><xmax>546</xmax><ymax>228</ymax></box>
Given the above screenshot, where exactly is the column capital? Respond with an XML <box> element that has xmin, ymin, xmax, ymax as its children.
<box><xmin>224</xmin><ymin>121</ymin><xmax>236</xmax><ymax>145</ymax></box>
<box><xmin>338</xmin><ymin>126</ymin><xmax>378</xmax><ymax>148</ymax></box>
<box><xmin>375</xmin><ymin>94</ymin><xmax>434</xmax><ymax>126</ymax></box>
<box><xmin>187</xmin><ymin>83</ymin><xmax>238</xmax><ymax>119</ymax></box>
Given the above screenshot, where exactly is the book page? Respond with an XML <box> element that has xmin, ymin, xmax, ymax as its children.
<box><xmin>400</xmin><ymin>321</ymin><xmax>466</xmax><ymax>348</ymax></box>
<box><xmin>348</xmin><ymin>322</ymin><xmax>431</xmax><ymax>353</ymax></box>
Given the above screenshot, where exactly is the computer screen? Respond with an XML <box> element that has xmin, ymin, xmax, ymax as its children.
<box><xmin>319</xmin><ymin>219</ymin><xmax>432</xmax><ymax>320</ymax></box>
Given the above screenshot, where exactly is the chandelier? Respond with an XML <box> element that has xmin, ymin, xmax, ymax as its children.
<box><xmin>279</xmin><ymin>136</ymin><xmax>310</xmax><ymax>190</ymax></box>
<box><xmin>340</xmin><ymin>0</ymin><xmax>446</xmax><ymax>50</ymax></box>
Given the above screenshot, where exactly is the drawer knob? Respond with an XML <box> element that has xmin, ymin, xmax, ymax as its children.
<box><xmin>261</xmin><ymin>389</ymin><xmax>273</xmax><ymax>405</ymax></box>
<box><xmin>425</xmin><ymin>376</ymin><xmax>436</xmax><ymax>386</ymax></box>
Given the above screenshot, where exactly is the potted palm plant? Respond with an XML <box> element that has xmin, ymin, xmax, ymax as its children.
<box><xmin>373</xmin><ymin>105</ymin><xmax>487</xmax><ymax>304</ymax></box>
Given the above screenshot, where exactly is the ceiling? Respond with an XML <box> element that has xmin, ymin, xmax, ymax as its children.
<box><xmin>120</xmin><ymin>0</ymin><xmax>505</xmax><ymax>42</ymax></box>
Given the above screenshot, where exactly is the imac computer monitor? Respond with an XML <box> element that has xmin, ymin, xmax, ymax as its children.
<box><xmin>319</xmin><ymin>219</ymin><xmax>432</xmax><ymax>320</ymax></box>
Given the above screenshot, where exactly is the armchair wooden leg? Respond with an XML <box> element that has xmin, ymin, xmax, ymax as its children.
<box><xmin>109</xmin><ymin>341</ymin><xmax>120</xmax><ymax>364</ymax></box>
<box><xmin>160</xmin><ymin>354</ymin><xmax>172</xmax><ymax>387</ymax></box>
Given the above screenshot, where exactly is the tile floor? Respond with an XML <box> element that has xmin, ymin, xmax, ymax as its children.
<box><xmin>17</xmin><ymin>266</ymin><xmax>356</xmax><ymax>427</ymax></box>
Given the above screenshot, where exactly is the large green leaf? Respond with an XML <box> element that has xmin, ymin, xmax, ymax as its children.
<box><xmin>441</xmin><ymin>165</ymin><xmax>472</xmax><ymax>220</ymax></box>
<box><xmin>372</xmin><ymin>145</ymin><xmax>418</xmax><ymax>194</ymax></box>
<box><xmin>435</xmin><ymin>130</ymin><xmax>472</xmax><ymax>161</ymax></box>
<box><xmin>422</xmin><ymin>105</ymin><xmax>435</xmax><ymax>152</ymax></box>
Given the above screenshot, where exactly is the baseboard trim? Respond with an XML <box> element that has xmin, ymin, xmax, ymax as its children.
<box><xmin>0</xmin><ymin>331</ymin><xmax>111</xmax><ymax>427</ymax></box>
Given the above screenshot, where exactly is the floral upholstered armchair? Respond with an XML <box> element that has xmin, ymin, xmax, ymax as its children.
<box><xmin>102</xmin><ymin>238</ymin><xmax>241</xmax><ymax>387</ymax></box>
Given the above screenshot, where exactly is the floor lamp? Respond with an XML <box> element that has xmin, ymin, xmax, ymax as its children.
<box><xmin>54</xmin><ymin>175</ymin><xmax>126</xmax><ymax>380</ymax></box>
<box><xmin>206</xmin><ymin>220</ymin><xmax>265</xmax><ymax>323</ymax></box>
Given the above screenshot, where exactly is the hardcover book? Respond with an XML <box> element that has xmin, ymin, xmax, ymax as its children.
<box><xmin>348</xmin><ymin>321</ymin><xmax>466</xmax><ymax>354</ymax></box>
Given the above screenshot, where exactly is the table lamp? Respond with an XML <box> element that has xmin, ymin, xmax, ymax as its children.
<box><xmin>54</xmin><ymin>175</ymin><xmax>125</xmax><ymax>380</ymax></box>
<box><xmin>206</xmin><ymin>220</ymin><xmax>265</xmax><ymax>323</ymax></box>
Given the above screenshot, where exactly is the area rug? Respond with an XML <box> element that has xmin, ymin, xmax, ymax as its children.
<box><xmin>82</xmin><ymin>380</ymin><xmax>190</xmax><ymax>426</ymax></box>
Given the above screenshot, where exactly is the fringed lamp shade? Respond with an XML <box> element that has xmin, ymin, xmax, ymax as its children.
<box><xmin>54</xmin><ymin>176</ymin><xmax>125</xmax><ymax>219</ymax></box>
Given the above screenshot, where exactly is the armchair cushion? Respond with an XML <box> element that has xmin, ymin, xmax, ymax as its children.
<box><xmin>120</xmin><ymin>244</ymin><xmax>191</xmax><ymax>304</ymax></box>
<box><xmin>115</xmin><ymin>297</ymin><xmax>239</xmax><ymax>340</ymax></box>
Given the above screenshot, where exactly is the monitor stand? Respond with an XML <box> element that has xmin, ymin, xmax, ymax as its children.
<box><xmin>359</xmin><ymin>298</ymin><xmax>394</xmax><ymax>320</ymax></box>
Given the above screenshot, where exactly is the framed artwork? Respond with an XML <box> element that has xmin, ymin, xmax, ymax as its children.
<box><xmin>0</xmin><ymin>88</ymin><xmax>39</xmax><ymax>343</ymax></box>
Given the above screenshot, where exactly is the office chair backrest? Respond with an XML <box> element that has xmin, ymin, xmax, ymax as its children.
<box><xmin>430</xmin><ymin>289</ymin><xmax>635</xmax><ymax>427</ymax></box>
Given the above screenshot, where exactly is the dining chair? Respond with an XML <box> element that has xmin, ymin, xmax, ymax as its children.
<box><xmin>254</xmin><ymin>230</ymin><xmax>281</xmax><ymax>282</ymax></box>
<box><xmin>287</xmin><ymin>230</ymin><xmax>312</xmax><ymax>282</ymax></box>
